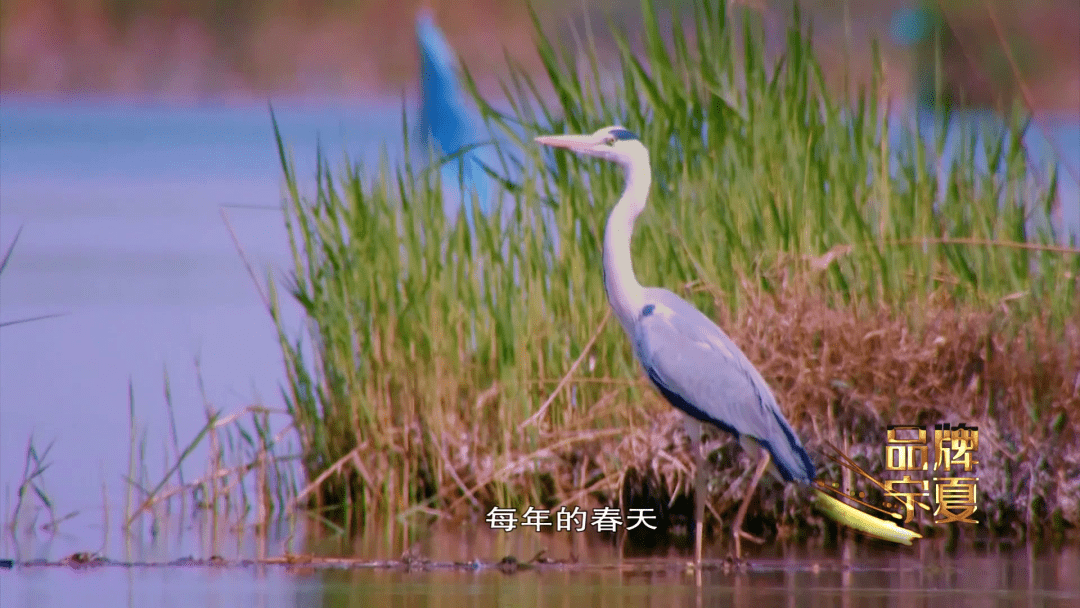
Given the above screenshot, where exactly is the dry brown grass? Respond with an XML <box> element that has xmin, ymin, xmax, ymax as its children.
<box><xmin>721</xmin><ymin>281</ymin><xmax>1080</xmax><ymax>538</ymax></box>
<box><xmin>407</xmin><ymin>278</ymin><xmax>1080</xmax><ymax>544</ymax></box>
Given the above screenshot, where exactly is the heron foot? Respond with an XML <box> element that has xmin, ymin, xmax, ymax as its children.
<box><xmin>730</xmin><ymin>527</ymin><xmax>764</xmax><ymax>560</ymax></box>
<box><xmin>737</xmin><ymin>529</ymin><xmax>765</xmax><ymax>545</ymax></box>
<box><xmin>721</xmin><ymin>553</ymin><xmax>749</xmax><ymax>574</ymax></box>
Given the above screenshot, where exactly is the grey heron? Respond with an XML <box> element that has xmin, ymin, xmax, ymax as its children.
<box><xmin>535</xmin><ymin>126</ymin><xmax>816</xmax><ymax>563</ymax></box>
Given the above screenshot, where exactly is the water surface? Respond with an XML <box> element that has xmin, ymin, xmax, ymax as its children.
<box><xmin>1</xmin><ymin>99</ymin><xmax>404</xmax><ymax>560</ymax></box>
<box><xmin>2</xmin><ymin>541</ymin><xmax>1078</xmax><ymax>607</ymax></box>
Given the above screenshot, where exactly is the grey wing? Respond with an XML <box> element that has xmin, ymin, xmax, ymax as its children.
<box><xmin>633</xmin><ymin>289</ymin><xmax>815</xmax><ymax>483</ymax></box>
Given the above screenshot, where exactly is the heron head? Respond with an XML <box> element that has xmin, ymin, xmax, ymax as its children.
<box><xmin>535</xmin><ymin>125</ymin><xmax>648</xmax><ymax>168</ymax></box>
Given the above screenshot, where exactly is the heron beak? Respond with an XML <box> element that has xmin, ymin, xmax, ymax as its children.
<box><xmin>534</xmin><ymin>133</ymin><xmax>599</xmax><ymax>153</ymax></box>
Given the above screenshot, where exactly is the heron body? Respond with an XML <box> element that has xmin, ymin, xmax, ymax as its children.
<box><xmin>633</xmin><ymin>290</ymin><xmax>815</xmax><ymax>484</ymax></box>
<box><xmin>536</xmin><ymin>125</ymin><xmax>815</xmax><ymax>562</ymax></box>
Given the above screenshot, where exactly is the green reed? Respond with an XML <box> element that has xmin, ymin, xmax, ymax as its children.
<box><xmin>271</xmin><ymin>0</ymin><xmax>1078</xmax><ymax>532</ymax></box>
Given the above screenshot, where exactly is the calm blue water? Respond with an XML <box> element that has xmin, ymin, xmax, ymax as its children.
<box><xmin>0</xmin><ymin>99</ymin><xmax>410</xmax><ymax>560</ymax></box>
<box><xmin>1</xmin><ymin>543</ymin><xmax>1077</xmax><ymax>607</ymax></box>
<box><xmin>1</xmin><ymin>98</ymin><xmax>1078</xmax><ymax>568</ymax></box>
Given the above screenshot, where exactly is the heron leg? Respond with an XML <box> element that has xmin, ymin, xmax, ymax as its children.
<box><xmin>685</xmin><ymin>418</ymin><xmax>706</xmax><ymax>566</ymax></box>
<box><xmin>694</xmin><ymin>437</ymin><xmax>707</xmax><ymax>565</ymax></box>
<box><xmin>730</xmin><ymin>448</ymin><xmax>771</xmax><ymax>560</ymax></box>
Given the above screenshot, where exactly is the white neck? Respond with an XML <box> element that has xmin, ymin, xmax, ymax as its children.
<box><xmin>602</xmin><ymin>160</ymin><xmax>651</xmax><ymax>337</ymax></box>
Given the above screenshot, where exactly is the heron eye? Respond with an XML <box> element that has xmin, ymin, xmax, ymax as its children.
<box><xmin>605</xmin><ymin>136</ymin><xmax>616</xmax><ymax>146</ymax></box>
